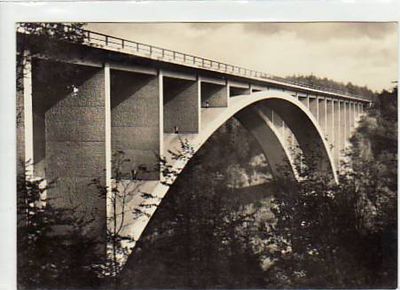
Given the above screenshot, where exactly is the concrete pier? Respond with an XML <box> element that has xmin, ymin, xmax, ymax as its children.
<box><xmin>163</xmin><ymin>75</ymin><xmax>200</xmax><ymax>133</ymax></box>
<box><xmin>31</xmin><ymin>60</ymin><xmax>107</xmax><ymax>241</ymax></box>
<box><xmin>111</xmin><ymin>69</ymin><xmax>161</xmax><ymax>180</ymax></box>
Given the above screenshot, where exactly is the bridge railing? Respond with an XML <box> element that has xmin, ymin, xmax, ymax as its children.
<box><xmin>17</xmin><ymin>24</ymin><xmax>370</xmax><ymax>101</ymax></box>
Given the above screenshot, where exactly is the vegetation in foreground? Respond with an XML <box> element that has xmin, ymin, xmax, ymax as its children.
<box><xmin>115</xmin><ymin>88</ymin><xmax>397</xmax><ymax>289</ymax></box>
<box><xmin>16</xmin><ymin>22</ymin><xmax>397</xmax><ymax>289</ymax></box>
<box><xmin>17</xmin><ymin>87</ymin><xmax>397</xmax><ymax>289</ymax></box>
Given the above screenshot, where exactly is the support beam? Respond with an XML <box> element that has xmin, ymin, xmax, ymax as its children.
<box><xmin>109</xmin><ymin>62</ymin><xmax>157</xmax><ymax>76</ymax></box>
<box><xmin>229</xmin><ymin>83</ymin><xmax>251</xmax><ymax>97</ymax></box>
<box><xmin>250</xmin><ymin>84</ymin><xmax>268</xmax><ymax>93</ymax></box>
<box><xmin>162</xmin><ymin>69</ymin><xmax>196</xmax><ymax>81</ymax></box>
<box><xmin>199</xmin><ymin>75</ymin><xmax>225</xmax><ymax>86</ymax></box>
<box><xmin>228</xmin><ymin>80</ymin><xmax>250</xmax><ymax>89</ymax></box>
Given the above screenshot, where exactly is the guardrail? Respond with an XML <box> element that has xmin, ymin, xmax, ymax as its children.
<box><xmin>17</xmin><ymin>24</ymin><xmax>371</xmax><ymax>101</ymax></box>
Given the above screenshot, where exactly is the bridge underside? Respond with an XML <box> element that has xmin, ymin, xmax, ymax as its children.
<box><xmin>18</xmin><ymin>53</ymin><xmax>367</xmax><ymax>267</ymax></box>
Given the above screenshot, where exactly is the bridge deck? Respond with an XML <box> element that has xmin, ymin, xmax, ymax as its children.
<box><xmin>17</xmin><ymin>24</ymin><xmax>371</xmax><ymax>103</ymax></box>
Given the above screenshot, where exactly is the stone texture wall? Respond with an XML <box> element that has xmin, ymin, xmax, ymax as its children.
<box><xmin>163</xmin><ymin>78</ymin><xmax>199</xmax><ymax>133</ymax></box>
<box><xmin>42</xmin><ymin>63</ymin><xmax>106</xmax><ymax>241</ymax></box>
<box><xmin>201</xmin><ymin>82</ymin><xmax>228</xmax><ymax>107</ymax></box>
<box><xmin>111</xmin><ymin>70</ymin><xmax>160</xmax><ymax>180</ymax></box>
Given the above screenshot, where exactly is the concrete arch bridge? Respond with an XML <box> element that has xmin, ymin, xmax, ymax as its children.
<box><xmin>17</xmin><ymin>25</ymin><xmax>371</xmax><ymax>267</ymax></box>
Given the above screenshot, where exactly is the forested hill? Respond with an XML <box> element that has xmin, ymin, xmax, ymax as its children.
<box><xmin>285</xmin><ymin>74</ymin><xmax>376</xmax><ymax>100</ymax></box>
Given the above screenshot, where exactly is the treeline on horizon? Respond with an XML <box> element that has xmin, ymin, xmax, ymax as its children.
<box><xmin>285</xmin><ymin>74</ymin><xmax>377</xmax><ymax>100</ymax></box>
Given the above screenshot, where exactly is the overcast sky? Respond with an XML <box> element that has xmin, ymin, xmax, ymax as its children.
<box><xmin>87</xmin><ymin>22</ymin><xmax>398</xmax><ymax>92</ymax></box>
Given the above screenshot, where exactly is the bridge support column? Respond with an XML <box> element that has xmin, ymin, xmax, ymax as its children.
<box><xmin>339</xmin><ymin>100</ymin><xmax>347</xmax><ymax>158</ymax></box>
<box><xmin>326</xmin><ymin>99</ymin><xmax>334</xmax><ymax>151</ymax></box>
<box><xmin>347</xmin><ymin>102</ymin><xmax>351</xmax><ymax>136</ymax></box>
<box><xmin>358</xmin><ymin>102</ymin><xmax>364</xmax><ymax>119</ymax></box>
<box><xmin>110</xmin><ymin>69</ymin><xmax>161</xmax><ymax>180</ymax></box>
<box><xmin>317</xmin><ymin>97</ymin><xmax>326</xmax><ymax>135</ymax></box>
<box><xmin>333</xmin><ymin>100</ymin><xmax>340</xmax><ymax>169</ymax></box>
<box><xmin>350</xmin><ymin>102</ymin><xmax>356</xmax><ymax>135</ymax></box>
<box><xmin>267</xmin><ymin>98</ymin><xmax>336</xmax><ymax>181</ymax></box>
<box><xmin>32</xmin><ymin>60</ymin><xmax>108</xmax><ymax>250</ymax></box>
<box><xmin>309</xmin><ymin>96</ymin><xmax>318</xmax><ymax>121</ymax></box>
<box><xmin>263</xmin><ymin>107</ymin><xmax>294</xmax><ymax>150</ymax></box>
<box><xmin>163</xmin><ymin>76</ymin><xmax>200</xmax><ymax>133</ymax></box>
<box><xmin>346</xmin><ymin>101</ymin><xmax>351</xmax><ymax>143</ymax></box>
<box><xmin>353</xmin><ymin>102</ymin><xmax>357</xmax><ymax>128</ymax></box>
<box><xmin>236</xmin><ymin>106</ymin><xmax>296</xmax><ymax>184</ymax></box>
<box><xmin>200</xmin><ymin>81</ymin><xmax>228</xmax><ymax>107</ymax></box>
<box><xmin>19</xmin><ymin>51</ymin><xmax>33</xmax><ymax>177</ymax></box>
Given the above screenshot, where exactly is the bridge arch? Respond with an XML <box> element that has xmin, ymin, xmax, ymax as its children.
<box><xmin>163</xmin><ymin>91</ymin><xmax>337</xmax><ymax>186</ymax></box>
<box><xmin>115</xmin><ymin>91</ymin><xmax>339</xmax><ymax>265</ymax></box>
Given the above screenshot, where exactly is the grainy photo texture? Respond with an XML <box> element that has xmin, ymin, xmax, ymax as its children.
<box><xmin>16</xmin><ymin>22</ymin><xmax>397</xmax><ymax>289</ymax></box>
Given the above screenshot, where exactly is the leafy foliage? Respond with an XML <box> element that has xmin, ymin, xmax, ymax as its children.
<box><xmin>266</xmin><ymin>87</ymin><xmax>397</xmax><ymax>288</ymax></box>
<box><xmin>115</xmin><ymin>119</ymin><xmax>273</xmax><ymax>288</ymax></box>
<box><xmin>115</xmin><ymin>87</ymin><xmax>396</xmax><ymax>288</ymax></box>
<box><xmin>16</xmin><ymin>23</ymin><xmax>86</xmax><ymax>91</ymax></box>
<box><xmin>17</xmin><ymin>164</ymin><xmax>102</xmax><ymax>289</ymax></box>
<box><xmin>16</xmin><ymin>22</ymin><xmax>106</xmax><ymax>290</ymax></box>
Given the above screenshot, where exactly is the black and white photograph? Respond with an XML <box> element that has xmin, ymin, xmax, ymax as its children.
<box><xmin>6</xmin><ymin>5</ymin><xmax>399</xmax><ymax>289</ymax></box>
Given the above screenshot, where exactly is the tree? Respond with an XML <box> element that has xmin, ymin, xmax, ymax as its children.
<box><xmin>16</xmin><ymin>23</ymin><xmax>86</xmax><ymax>91</ymax></box>
<box><xmin>285</xmin><ymin>74</ymin><xmax>376</xmax><ymax>100</ymax></box>
<box><xmin>17</xmin><ymin>161</ymin><xmax>104</xmax><ymax>289</ymax></box>
<box><xmin>16</xmin><ymin>23</ymin><xmax>108</xmax><ymax>290</ymax></box>
<box><xmin>265</xmin><ymin>87</ymin><xmax>397</xmax><ymax>288</ymax></box>
<box><xmin>115</xmin><ymin>118</ymin><xmax>273</xmax><ymax>289</ymax></box>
